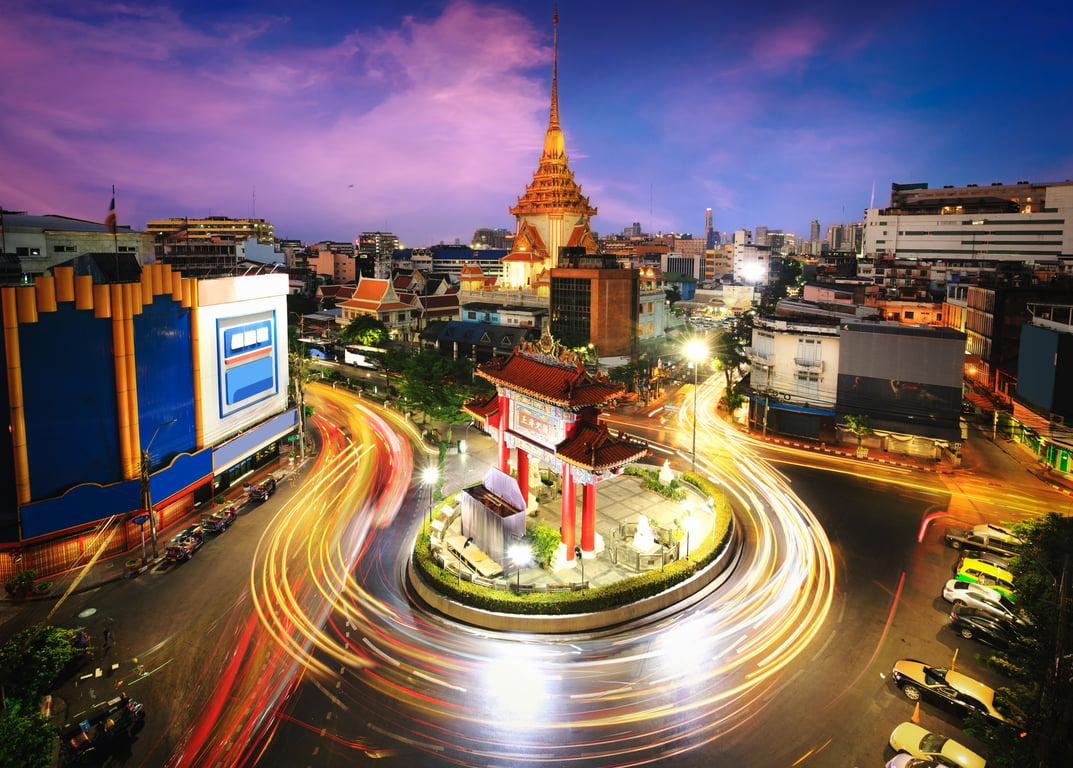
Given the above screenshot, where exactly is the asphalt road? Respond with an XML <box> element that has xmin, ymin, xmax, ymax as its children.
<box><xmin>3</xmin><ymin>384</ymin><xmax>1055</xmax><ymax>768</ymax></box>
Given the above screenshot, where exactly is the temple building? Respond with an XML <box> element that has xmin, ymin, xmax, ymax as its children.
<box><xmin>501</xmin><ymin>10</ymin><xmax>598</xmax><ymax>291</ymax></box>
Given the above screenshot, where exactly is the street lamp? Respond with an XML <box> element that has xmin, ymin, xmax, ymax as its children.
<box><xmin>141</xmin><ymin>418</ymin><xmax>176</xmax><ymax>561</ymax></box>
<box><xmin>510</xmin><ymin>543</ymin><xmax>531</xmax><ymax>590</ymax></box>
<box><xmin>684</xmin><ymin>339</ymin><xmax>709</xmax><ymax>473</ymax></box>
<box><xmin>423</xmin><ymin>466</ymin><xmax>438</xmax><ymax>527</ymax></box>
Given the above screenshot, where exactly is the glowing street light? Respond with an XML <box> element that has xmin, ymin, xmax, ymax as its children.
<box><xmin>423</xmin><ymin>466</ymin><xmax>438</xmax><ymax>527</ymax></box>
<box><xmin>509</xmin><ymin>543</ymin><xmax>531</xmax><ymax>589</ymax></box>
<box><xmin>684</xmin><ymin>338</ymin><xmax>709</xmax><ymax>473</ymax></box>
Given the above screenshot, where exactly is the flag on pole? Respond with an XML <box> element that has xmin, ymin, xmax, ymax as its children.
<box><xmin>105</xmin><ymin>187</ymin><xmax>117</xmax><ymax>234</ymax></box>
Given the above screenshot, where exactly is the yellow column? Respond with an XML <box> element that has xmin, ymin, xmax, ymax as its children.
<box><xmin>112</xmin><ymin>284</ymin><xmax>137</xmax><ymax>480</ymax></box>
<box><xmin>2</xmin><ymin>288</ymin><xmax>31</xmax><ymax>505</ymax></box>
<box><xmin>190</xmin><ymin>280</ymin><xmax>204</xmax><ymax>449</ymax></box>
<box><xmin>123</xmin><ymin>284</ymin><xmax>141</xmax><ymax>465</ymax></box>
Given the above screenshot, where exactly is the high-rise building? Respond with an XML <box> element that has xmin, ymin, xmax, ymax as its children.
<box><xmin>358</xmin><ymin>231</ymin><xmax>399</xmax><ymax>279</ymax></box>
<box><xmin>502</xmin><ymin>11</ymin><xmax>597</xmax><ymax>290</ymax></box>
<box><xmin>551</xmin><ymin>249</ymin><xmax>638</xmax><ymax>357</ymax></box>
<box><xmin>147</xmin><ymin>216</ymin><xmax>275</xmax><ymax>245</ymax></box>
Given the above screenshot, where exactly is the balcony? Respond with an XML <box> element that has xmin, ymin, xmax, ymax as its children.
<box><xmin>793</xmin><ymin>357</ymin><xmax>824</xmax><ymax>372</ymax></box>
<box><xmin>744</xmin><ymin>347</ymin><xmax>773</xmax><ymax>367</ymax></box>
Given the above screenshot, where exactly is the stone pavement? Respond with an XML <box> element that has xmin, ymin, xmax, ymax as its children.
<box><xmin>436</xmin><ymin>466</ymin><xmax>719</xmax><ymax>590</ymax></box>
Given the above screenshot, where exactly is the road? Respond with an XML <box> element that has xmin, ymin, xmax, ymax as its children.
<box><xmin>7</xmin><ymin>376</ymin><xmax>1057</xmax><ymax>767</ymax></box>
<box><xmin>251</xmin><ymin>378</ymin><xmax>1055</xmax><ymax>767</ymax></box>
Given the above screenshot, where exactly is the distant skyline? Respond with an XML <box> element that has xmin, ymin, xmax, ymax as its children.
<box><xmin>2</xmin><ymin>0</ymin><xmax>1071</xmax><ymax>247</ymax></box>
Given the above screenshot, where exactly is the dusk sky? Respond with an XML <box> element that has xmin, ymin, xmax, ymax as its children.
<box><xmin>2</xmin><ymin>0</ymin><xmax>1071</xmax><ymax>247</ymax></box>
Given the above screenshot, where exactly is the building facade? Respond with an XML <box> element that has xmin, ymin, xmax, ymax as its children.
<box><xmin>147</xmin><ymin>216</ymin><xmax>275</xmax><ymax>245</ymax></box>
<box><xmin>0</xmin><ymin>266</ymin><xmax>295</xmax><ymax>579</ymax></box>
<box><xmin>550</xmin><ymin>251</ymin><xmax>639</xmax><ymax>357</ymax></box>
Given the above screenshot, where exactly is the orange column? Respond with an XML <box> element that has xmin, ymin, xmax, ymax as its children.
<box><xmin>561</xmin><ymin>467</ymin><xmax>576</xmax><ymax>562</ymax></box>
<box><xmin>581</xmin><ymin>481</ymin><xmax>597</xmax><ymax>554</ymax></box>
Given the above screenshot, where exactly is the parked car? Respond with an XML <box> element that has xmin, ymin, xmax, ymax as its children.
<box><xmin>891</xmin><ymin>659</ymin><xmax>1015</xmax><ymax>725</ymax></box>
<box><xmin>956</xmin><ymin>557</ymin><xmax>1016</xmax><ymax>600</ymax></box>
<box><xmin>200</xmin><ymin>506</ymin><xmax>236</xmax><ymax>533</ymax></box>
<box><xmin>942</xmin><ymin>579</ymin><xmax>1025</xmax><ymax>625</ymax></box>
<box><xmin>885</xmin><ymin>755</ymin><xmax>942</xmax><ymax>768</ymax></box>
<box><xmin>950</xmin><ymin>605</ymin><xmax>1024</xmax><ymax>649</ymax></box>
<box><xmin>888</xmin><ymin>721</ymin><xmax>986</xmax><ymax>768</ymax></box>
<box><xmin>164</xmin><ymin>525</ymin><xmax>204</xmax><ymax>562</ymax></box>
<box><xmin>944</xmin><ymin>523</ymin><xmax>1023</xmax><ymax>558</ymax></box>
<box><xmin>959</xmin><ymin>549</ymin><xmax>1012</xmax><ymax>570</ymax></box>
<box><xmin>248</xmin><ymin>477</ymin><xmax>277</xmax><ymax>503</ymax></box>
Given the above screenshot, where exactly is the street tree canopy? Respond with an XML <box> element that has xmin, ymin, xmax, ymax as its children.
<box><xmin>382</xmin><ymin>348</ymin><xmax>477</xmax><ymax>425</ymax></box>
<box><xmin>342</xmin><ymin>315</ymin><xmax>388</xmax><ymax>347</ymax></box>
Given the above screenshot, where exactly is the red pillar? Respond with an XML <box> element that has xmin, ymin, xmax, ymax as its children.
<box><xmin>561</xmin><ymin>467</ymin><xmax>576</xmax><ymax>561</ymax></box>
<box><xmin>497</xmin><ymin>393</ymin><xmax>510</xmax><ymax>472</ymax></box>
<box><xmin>517</xmin><ymin>449</ymin><xmax>529</xmax><ymax>509</ymax></box>
<box><xmin>581</xmin><ymin>481</ymin><xmax>597</xmax><ymax>554</ymax></box>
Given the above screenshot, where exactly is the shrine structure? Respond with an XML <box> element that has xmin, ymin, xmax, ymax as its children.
<box><xmin>463</xmin><ymin>339</ymin><xmax>647</xmax><ymax>566</ymax></box>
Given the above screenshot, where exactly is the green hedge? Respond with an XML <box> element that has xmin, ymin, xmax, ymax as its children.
<box><xmin>414</xmin><ymin>469</ymin><xmax>735</xmax><ymax>616</ymax></box>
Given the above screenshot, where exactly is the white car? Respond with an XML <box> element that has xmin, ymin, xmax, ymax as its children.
<box><xmin>889</xmin><ymin>721</ymin><xmax>986</xmax><ymax>768</ymax></box>
<box><xmin>942</xmin><ymin>579</ymin><xmax>1023</xmax><ymax>624</ymax></box>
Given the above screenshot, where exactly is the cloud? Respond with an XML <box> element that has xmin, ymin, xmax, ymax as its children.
<box><xmin>0</xmin><ymin>1</ymin><xmax>554</xmax><ymax>243</ymax></box>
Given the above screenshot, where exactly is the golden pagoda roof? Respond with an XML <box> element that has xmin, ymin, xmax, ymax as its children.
<box><xmin>510</xmin><ymin>10</ymin><xmax>597</xmax><ymax>219</ymax></box>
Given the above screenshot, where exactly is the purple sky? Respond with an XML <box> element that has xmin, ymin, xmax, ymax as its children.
<box><xmin>2</xmin><ymin>1</ymin><xmax>1071</xmax><ymax>247</ymax></box>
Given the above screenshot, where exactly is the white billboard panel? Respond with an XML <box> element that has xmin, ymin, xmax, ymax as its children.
<box><xmin>195</xmin><ymin>275</ymin><xmax>289</xmax><ymax>447</ymax></box>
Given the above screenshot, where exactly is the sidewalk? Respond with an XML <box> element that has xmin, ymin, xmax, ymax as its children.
<box><xmin>2</xmin><ymin>452</ymin><xmax>314</xmax><ymax>611</ymax></box>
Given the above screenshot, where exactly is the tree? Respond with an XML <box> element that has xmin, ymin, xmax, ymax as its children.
<box><xmin>0</xmin><ymin>625</ymin><xmax>80</xmax><ymax>703</ymax></box>
<box><xmin>974</xmin><ymin>513</ymin><xmax>1073</xmax><ymax>767</ymax></box>
<box><xmin>0</xmin><ymin>625</ymin><xmax>79</xmax><ymax>768</ymax></box>
<box><xmin>711</xmin><ymin>327</ymin><xmax>746</xmax><ymax>398</ymax></box>
<box><xmin>0</xmin><ymin>707</ymin><xmax>57</xmax><ymax>768</ymax></box>
<box><xmin>382</xmin><ymin>349</ymin><xmax>473</xmax><ymax>425</ymax></box>
<box><xmin>525</xmin><ymin>524</ymin><xmax>561</xmax><ymax>567</ymax></box>
<box><xmin>841</xmin><ymin>414</ymin><xmax>873</xmax><ymax>457</ymax></box>
<box><xmin>342</xmin><ymin>315</ymin><xmax>388</xmax><ymax>347</ymax></box>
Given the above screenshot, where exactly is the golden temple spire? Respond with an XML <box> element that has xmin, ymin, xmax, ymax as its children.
<box><xmin>542</xmin><ymin>7</ymin><xmax>565</xmax><ymax>160</ymax></box>
<box><xmin>550</xmin><ymin>7</ymin><xmax>559</xmax><ymax>129</ymax></box>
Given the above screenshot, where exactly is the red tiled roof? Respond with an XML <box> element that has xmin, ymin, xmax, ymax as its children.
<box><xmin>557</xmin><ymin>422</ymin><xmax>647</xmax><ymax>471</ymax></box>
<box><xmin>476</xmin><ymin>350</ymin><xmax>626</xmax><ymax>408</ymax></box>
<box><xmin>463</xmin><ymin>392</ymin><xmax>500</xmax><ymax>423</ymax></box>
<box><xmin>354</xmin><ymin>278</ymin><xmax>390</xmax><ymax>302</ymax></box>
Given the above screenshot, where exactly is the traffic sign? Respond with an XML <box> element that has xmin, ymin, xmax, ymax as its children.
<box><xmin>132</xmin><ymin>514</ymin><xmax>150</xmax><ymax>525</ymax></box>
<box><xmin>287</xmin><ymin>434</ymin><xmax>299</xmax><ymax>442</ymax></box>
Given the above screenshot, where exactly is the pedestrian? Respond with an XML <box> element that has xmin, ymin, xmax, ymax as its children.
<box><xmin>102</xmin><ymin>627</ymin><xmax>113</xmax><ymax>650</ymax></box>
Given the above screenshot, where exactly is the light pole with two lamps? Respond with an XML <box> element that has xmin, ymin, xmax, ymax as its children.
<box><xmin>684</xmin><ymin>339</ymin><xmax>709</xmax><ymax>473</ymax></box>
<box><xmin>141</xmin><ymin>418</ymin><xmax>177</xmax><ymax>561</ymax></box>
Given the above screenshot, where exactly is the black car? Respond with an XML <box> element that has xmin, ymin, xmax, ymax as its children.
<box><xmin>200</xmin><ymin>506</ymin><xmax>236</xmax><ymax>533</ymax></box>
<box><xmin>950</xmin><ymin>605</ymin><xmax>1023</xmax><ymax>649</ymax></box>
<box><xmin>248</xmin><ymin>477</ymin><xmax>277</xmax><ymax>503</ymax></box>
<box><xmin>164</xmin><ymin>525</ymin><xmax>205</xmax><ymax>561</ymax></box>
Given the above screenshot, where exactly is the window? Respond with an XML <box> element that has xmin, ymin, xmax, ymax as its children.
<box><xmin>53</xmin><ymin>245</ymin><xmax>77</xmax><ymax>253</ymax></box>
<box><xmin>16</xmin><ymin>247</ymin><xmax>41</xmax><ymax>258</ymax></box>
<box><xmin>904</xmin><ymin>311</ymin><xmax>914</xmax><ymax>319</ymax></box>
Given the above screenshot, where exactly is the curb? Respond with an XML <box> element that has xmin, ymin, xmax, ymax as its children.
<box><xmin>407</xmin><ymin>519</ymin><xmax>743</xmax><ymax>634</ymax></box>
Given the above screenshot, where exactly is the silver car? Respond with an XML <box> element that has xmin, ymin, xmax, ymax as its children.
<box><xmin>942</xmin><ymin>579</ymin><xmax>1024</xmax><ymax>624</ymax></box>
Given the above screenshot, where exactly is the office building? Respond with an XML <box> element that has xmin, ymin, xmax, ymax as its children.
<box><xmin>147</xmin><ymin>216</ymin><xmax>275</xmax><ymax>245</ymax></box>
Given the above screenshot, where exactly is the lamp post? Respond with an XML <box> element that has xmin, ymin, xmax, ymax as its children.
<box><xmin>141</xmin><ymin>418</ymin><xmax>176</xmax><ymax>561</ymax></box>
<box><xmin>423</xmin><ymin>466</ymin><xmax>438</xmax><ymax>528</ymax></box>
<box><xmin>684</xmin><ymin>339</ymin><xmax>708</xmax><ymax>473</ymax></box>
<box><xmin>510</xmin><ymin>543</ymin><xmax>531</xmax><ymax>590</ymax></box>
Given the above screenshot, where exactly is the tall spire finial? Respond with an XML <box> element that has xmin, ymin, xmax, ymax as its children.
<box><xmin>550</xmin><ymin>7</ymin><xmax>559</xmax><ymax>128</ymax></box>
